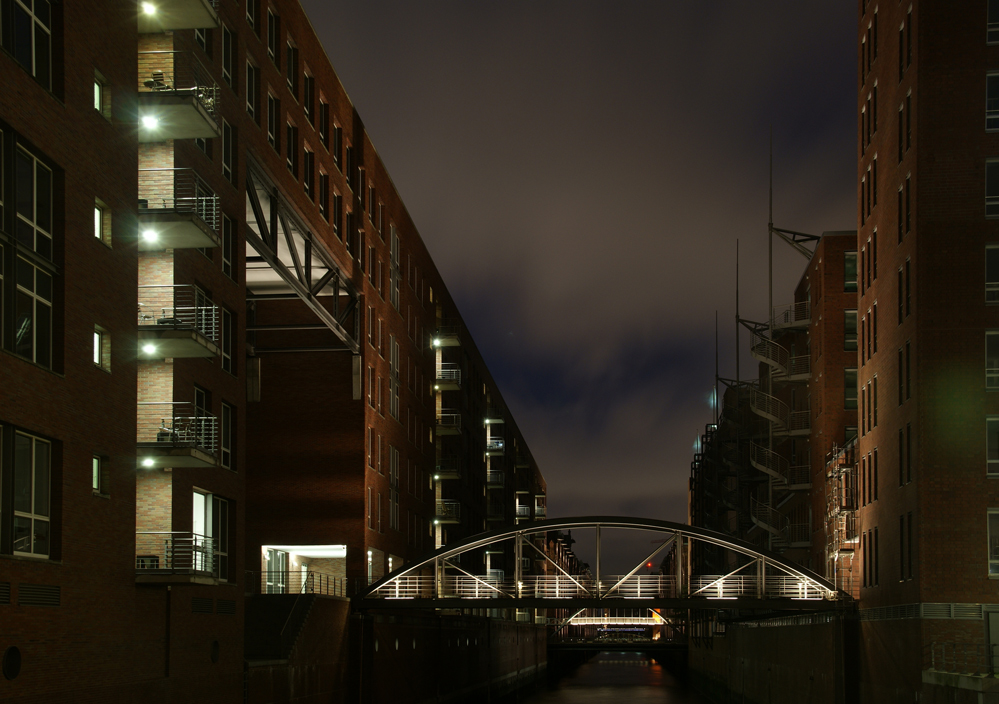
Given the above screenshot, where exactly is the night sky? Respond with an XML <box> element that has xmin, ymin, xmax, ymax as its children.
<box><xmin>301</xmin><ymin>1</ymin><xmax>857</xmax><ymax>566</ymax></box>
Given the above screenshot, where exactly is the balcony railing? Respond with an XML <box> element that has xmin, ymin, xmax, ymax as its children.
<box><xmin>137</xmin><ymin>402</ymin><xmax>218</xmax><ymax>455</ymax></box>
<box><xmin>535</xmin><ymin>504</ymin><xmax>546</xmax><ymax>518</ymax></box>
<box><xmin>928</xmin><ymin>642</ymin><xmax>997</xmax><ymax>676</ymax></box>
<box><xmin>138</xmin><ymin>50</ymin><xmax>219</xmax><ymax>123</ymax></box>
<box><xmin>436</xmin><ymin>500</ymin><xmax>461</xmax><ymax>522</ymax></box>
<box><xmin>138</xmin><ymin>284</ymin><xmax>219</xmax><ymax>342</ymax></box>
<box><xmin>250</xmin><ymin>570</ymin><xmax>348</xmax><ymax>596</ymax></box>
<box><xmin>486</xmin><ymin>470</ymin><xmax>504</xmax><ymax>487</ymax></box>
<box><xmin>136</xmin><ymin>531</ymin><xmax>216</xmax><ymax>574</ymax></box>
<box><xmin>436</xmin><ymin>363</ymin><xmax>461</xmax><ymax>384</ymax></box>
<box><xmin>432</xmin><ymin>324</ymin><xmax>462</xmax><ymax>347</ymax></box>
<box><xmin>435</xmin><ymin>456</ymin><xmax>461</xmax><ymax>480</ymax></box>
<box><xmin>486</xmin><ymin>437</ymin><xmax>505</xmax><ymax>453</ymax></box>
<box><xmin>437</xmin><ymin>412</ymin><xmax>461</xmax><ymax>433</ymax></box>
<box><xmin>515</xmin><ymin>505</ymin><xmax>530</xmax><ymax>517</ymax></box>
<box><xmin>770</xmin><ymin>301</ymin><xmax>810</xmax><ymax>329</ymax></box>
<box><xmin>139</xmin><ymin>167</ymin><xmax>220</xmax><ymax>234</ymax></box>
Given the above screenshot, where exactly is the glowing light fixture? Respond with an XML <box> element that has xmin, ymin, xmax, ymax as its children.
<box><xmin>141</xmin><ymin>115</ymin><xmax>159</xmax><ymax>129</ymax></box>
<box><xmin>142</xmin><ymin>343</ymin><xmax>157</xmax><ymax>354</ymax></box>
<box><xmin>432</xmin><ymin>338</ymin><xmax>441</xmax><ymax>348</ymax></box>
<box><xmin>141</xmin><ymin>2</ymin><xmax>156</xmax><ymax>14</ymax></box>
<box><xmin>433</xmin><ymin>519</ymin><xmax>440</xmax><ymax>525</ymax></box>
<box><xmin>141</xmin><ymin>458</ymin><xmax>154</xmax><ymax>467</ymax></box>
<box><xmin>433</xmin><ymin>474</ymin><xmax>440</xmax><ymax>480</ymax></box>
<box><xmin>141</xmin><ymin>229</ymin><xmax>159</xmax><ymax>243</ymax></box>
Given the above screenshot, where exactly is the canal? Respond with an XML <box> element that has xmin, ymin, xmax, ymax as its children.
<box><xmin>519</xmin><ymin>651</ymin><xmax>709</xmax><ymax>704</ymax></box>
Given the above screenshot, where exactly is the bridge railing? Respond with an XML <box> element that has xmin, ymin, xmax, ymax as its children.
<box><xmin>688</xmin><ymin>575</ymin><xmax>826</xmax><ymax>600</ymax></box>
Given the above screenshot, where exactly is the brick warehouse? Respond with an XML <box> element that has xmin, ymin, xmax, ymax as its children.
<box><xmin>690</xmin><ymin>2</ymin><xmax>999</xmax><ymax>702</ymax></box>
<box><xmin>0</xmin><ymin>1</ymin><xmax>547</xmax><ymax>702</ymax></box>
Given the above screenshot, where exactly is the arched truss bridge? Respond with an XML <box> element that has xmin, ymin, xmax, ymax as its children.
<box><xmin>353</xmin><ymin>517</ymin><xmax>853</xmax><ymax>612</ymax></box>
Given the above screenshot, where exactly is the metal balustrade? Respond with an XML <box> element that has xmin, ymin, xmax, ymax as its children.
<box><xmin>135</xmin><ymin>531</ymin><xmax>215</xmax><ymax>574</ymax></box>
<box><xmin>138</xmin><ymin>50</ymin><xmax>219</xmax><ymax>123</ymax></box>
<box><xmin>770</xmin><ymin>301</ymin><xmax>811</xmax><ymax>329</ymax></box>
<box><xmin>750</xmin><ymin>496</ymin><xmax>789</xmax><ymax>536</ymax></box>
<box><xmin>138</xmin><ymin>167</ymin><xmax>220</xmax><ymax>233</ymax></box>
<box><xmin>436</xmin><ymin>412</ymin><xmax>461</xmax><ymax>431</ymax></box>
<box><xmin>749</xmin><ymin>442</ymin><xmax>789</xmax><ymax>483</ymax></box>
<box><xmin>435</xmin><ymin>363</ymin><xmax>461</xmax><ymax>384</ymax></box>
<box><xmin>750</xmin><ymin>330</ymin><xmax>789</xmax><ymax>373</ymax></box>
<box><xmin>783</xmin><ymin>354</ymin><xmax>811</xmax><ymax>379</ymax></box>
<box><xmin>515</xmin><ymin>505</ymin><xmax>531</xmax><ymax>517</ymax></box>
<box><xmin>248</xmin><ymin>570</ymin><xmax>349</xmax><ymax>596</ymax></box>
<box><xmin>787</xmin><ymin>464</ymin><xmax>811</xmax><ymax>487</ymax></box>
<box><xmin>138</xmin><ymin>284</ymin><xmax>219</xmax><ymax>342</ymax></box>
<box><xmin>435</xmin><ymin>500</ymin><xmax>461</xmax><ymax>521</ymax></box>
<box><xmin>750</xmin><ymin>387</ymin><xmax>789</xmax><ymax>426</ymax></box>
<box><xmin>137</xmin><ymin>402</ymin><xmax>218</xmax><ymax>455</ymax></box>
<box><xmin>486</xmin><ymin>437</ymin><xmax>505</xmax><ymax>452</ymax></box>
<box><xmin>486</xmin><ymin>470</ymin><xmax>504</xmax><ymax>487</ymax></box>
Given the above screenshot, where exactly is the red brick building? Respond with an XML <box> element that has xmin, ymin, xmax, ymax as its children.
<box><xmin>0</xmin><ymin>1</ymin><xmax>546</xmax><ymax>701</ymax></box>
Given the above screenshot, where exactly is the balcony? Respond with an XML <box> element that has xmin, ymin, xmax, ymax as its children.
<box><xmin>138</xmin><ymin>51</ymin><xmax>220</xmax><ymax>142</ymax></box>
<box><xmin>434</xmin><ymin>363</ymin><xmax>461</xmax><ymax>391</ymax></box>
<box><xmin>434</xmin><ymin>456</ymin><xmax>461</xmax><ymax>481</ymax></box>
<box><xmin>138</xmin><ymin>168</ymin><xmax>220</xmax><ymax>249</ymax></box>
<box><xmin>138</xmin><ymin>285</ymin><xmax>219</xmax><ymax>359</ymax></box>
<box><xmin>432</xmin><ymin>324</ymin><xmax>462</xmax><ymax>348</ymax></box>
<box><xmin>435</xmin><ymin>501</ymin><xmax>461</xmax><ymax>524</ymax></box>
<box><xmin>486</xmin><ymin>436</ymin><xmax>505</xmax><ymax>456</ymax></box>
<box><xmin>135</xmin><ymin>531</ymin><xmax>219</xmax><ymax>585</ymax></box>
<box><xmin>138</xmin><ymin>0</ymin><xmax>220</xmax><ymax>33</ymax></box>
<box><xmin>137</xmin><ymin>402</ymin><xmax>218</xmax><ymax>468</ymax></box>
<box><xmin>486</xmin><ymin>500</ymin><xmax>504</xmax><ymax>521</ymax></box>
<box><xmin>515</xmin><ymin>505</ymin><xmax>530</xmax><ymax>518</ymax></box>
<box><xmin>484</xmin><ymin>407</ymin><xmax>505</xmax><ymax>425</ymax></box>
<box><xmin>486</xmin><ymin>470</ymin><xmax>504</xmax><ymax>488</ymax></box>
<box><xmin>515</xmin><ymin>454</ymin><xmax>530</xmax><ymax>469</ymax></box>
<box><xmin>770</xmin><ymin>301</ymin><xmax>810</xmax><ymax>330</ymax></box>
<box><xmin>534</xmin><ymin>501</ymin><xmax>546</xmax><ymax>518</ymax></box>
<box><xmin>436</xmin><ymin>411</ymin><xmax>461</xmax><ymax>436</ymax></box>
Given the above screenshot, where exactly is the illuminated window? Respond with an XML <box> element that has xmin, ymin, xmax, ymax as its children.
<box><xmin>93</xmin><ymin>325</ymin><xmax>110</xmax><ymax>371</ymax></box>
<box><xmin>844</xmin><ymin>251</ymin><xmax>857</xmax><ymax>292</ymax></box>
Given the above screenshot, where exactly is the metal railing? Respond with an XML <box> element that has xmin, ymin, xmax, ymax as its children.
<box><xmin>771</xmin><ymin>301</ymin><xmax>810</xmax><ymax>329</ymax></box>
<box><xmin>138</xmin><ymin>167</ymin><xmax>220</xmax><ymax>233</ymax></box>
<box><xmin>787</xmin><ymin>464</ymin><xmax>811</xmax><ymax>487</ymax></box>
<box><xmin>436</xmin><ymin>456</ymin><xmax>461</xmax><ymax>479</ymax></box>
<box><xmin>750</xmin><ymin>330</ymin><xmax>788</xmax><ymax>373</ymax></box>
<box><xmin>135</xmin><ymin>531</ymin><xmax>216</xmax><ymax>574</ymax></box>
<box><xmin>368</xmin><ymin>573</ymin><xmax>825</xmax><ymax>601</ymax></box>
<box><xmin>137</xmin><ymin>402</ymin><xmax>218</xmax><ymax>455</ymax></box>
<box><xmin>486</xmin><ymin>437</ymin><xmax>505</xmax><ymax>452</ymax></box>
<box><xmin>749</xmin><ymin>388</ymin><xmax>789</xmax><ymax>426</ymax></box>
<box><xmin>749</xmin><ymin>442</ymin><xmax>788</xmax><ymax>483</ymax></box>
<box><xmin>783</xmin><ymin>355</ymin><xmax>811</xmax><ymax>378</ymax></box>
<box><xmin>247</xmin><ymin>570</ymin><xmax>349</xmax><ymax>596</ymax></box>
<box><xmin>928</xmin><ymin>642</ymin><xmax>997</xmax><ymax>676</ymax></box>
<box><xmin>138</xmin><ymin>284</ymin><xmax>219</xmax><ymax>341</ymax></box>
<box><xmin>486</xmin><ymin>470</ymin><xmax>504</xmax><ymax>487</ymax></box>
<box><xmin>750</xmin><ymin>496</ymin><xmax>788</xmax><ymax>536</ymax></box>
<box><xmin>437</xmin><ymin>412</ymin><xmax>461</xmax><ymax>431</ymax></box>
<box><xmin>137</xmin><ymin>50</ymin><xmax>219</xmax><ymax>123</ymax></box>
<box><xmin>436</xmin><ymin>500</ymin><xmax>461</xmax><ymax>521</ymax></box>
<box><xmin>515</xmin><ymin>505</ymin><xmax>531</xmax><ymax>517</ymax></box>
<box><xmin>436</xmin><ymin>363</ymin><xmax>460</xmax><ymax>384</ymax></box>
<box><xmin>535</xmin><ymin>505</ymin><xmax>547</xmax><ymax>518</ymax></box>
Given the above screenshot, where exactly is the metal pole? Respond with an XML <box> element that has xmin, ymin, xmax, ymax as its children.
<box><xmin>675</xmin><ymin>531</ymin><xmax>683</xmax><ymax>597</ymax></box>
<box><xmin>595</xmin><ymin>525</ymin><xmax>601</xmax><ymax>599</ymax></box>
<box><xmin>767</xmin><ymin>129</ymin><xmax>775</xmax><ymax>552</ymax></box>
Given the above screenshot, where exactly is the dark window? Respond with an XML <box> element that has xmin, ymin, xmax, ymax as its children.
<box><xmin>286</xmin><ymin>42</ymin><xmax>298</xmax><ymax>97</ymax></box>
<box><xmin>11</xmin><ymin>431</ymin><xmax>52</xmax><ymax>557</ymax></box>
<box><xmin>906</xmin><ymin>93</ymin><xmax>912</xmax><ymax>149</ymax></box>
<box><xmin>988</xmin><ymin>74</ymin><xmax>999</xmax><ymax>129</ymax></box>
<box><xmin>245</xmin><ymin>0</ymin><xmax>258</xmax><ymax>33</ymax></box>
<box><xmin>845</xmin><ymin>368</ymin><xmax>858</xmax><ymax>409</ymax></box>
<box><xmin>987</xmin><ymin>246</ymin><xmax>999</xmax><ymax>302</ymax></box>
<box><xmin>267</xmin><ymin>10</ymin><xmax>280</xmax><ymax>66</ymax></box>
<box><xmin>221</xmin><ymin>308</ymin><xmax>234</xmax><ymax>375</ymax></box>
<box><xmin>303</xmin><ymin>75</ymin><xmax>314</xmax><ymax>124</ymax></box>
<box><xmin>898</xmin><ymin>106</ymin><xmax>904</xmax><ymax>162</ymax></box>
<box><xmin>319</xmin><ymin>173</ymin><xmax>329</xmax><ymax>220</ymax></box>
<box><xmin>286</xmin><ymin>123</ymin><xmax>298</xmax><ymax>177</ymax></box>
<box><xmin>845</xmin><ymin>310</ymin><xmax>858</xmax><ymax>351</ymax></box>
<box><xmin>898</xmin><ymin>429</ymin><xmax>905</xmax><ymax>485</ymax></box>
<box><xmin>222</xmin><ymin>214</ymin><xmax>233</xmax><ymax>280</ymax></box>
<box><xmin>845</xmin><ymin>251</ymin><xmax>857</xmax><ymax>292</ymax></box>
<box><xmin>319</xmin><ymin>102</ymin><xmax>329</xmax><ymax>149</ymax></box>
<box><xmin>333</xmin><ymin>126</ymin><xmax>342</xmax><ymax>170</ymax></box>
<box><xmin>906</xmin><ymin>11</ymin><xmax>912</xmax><ymax>67</ymax></box>
<box><xmin>222</xmin><ymin>25</ymin><xmax>235</xmax><ymax>90</ymax></box>
<box><xmin>897</xmin><ymin>188</ymin><xmax>903</xmax><ymax>242</ymax></box>
<box><xmin>222</xmin><ymin>120</ymin><xmax>235</xmax><ymax>185</ymax></box>
<box><xmin>898</xmin><ymin>348</ymin><xmax>904</xmax><ymax>404</ymax></box>
<box><xmin>333</xmin><ymin>194</ymin><xmax>342</xmax><ymax>239</ymax></box>
<box><xmin>303</xmin><ymin>149</ymin><xmax>314</xmax><ymax>198</ymax></box>
<box><xmin>905</xmin><ymin>176</ymin><xmax>911</xmax><ymax>230</ymax></box>
<box><xmin>990</xmin><ymin>0</ymin><xmax>999</xmax><ymax>43</ymax></box>
<box><xmin>246</xmin><ymin>62</ymin><xmax>259</xmax><ymax>122</ymax></box>
<box><xmin>7</xmin><ymin>0</ymin><xmax>53</xmax><ymax>91</ymax></box>
<box><xmin>905</xmin><ymin>341</ymin><xmax>911</xmax><ymax>400</ymax></box>
<box><xmin>907</xmin><ymin>513</ymin><xmax>913</xmax><ymax>578</ymax></box>
<box><xmin>873</xmin><ymin>303</ymin><xmax>878</xmax><ymax>353</ymax></box>
<box><xmin>873</xmin><ymin>447</ymin><xmax>878</xmax><ymax>499</ymax></box>
<box><xmin>905</xmin><ymin>259</ymin><xmax>911</xmax><ymax>315</ymax></box>
<box><xmin>906</xmin><ymin>422</ymin><xmax>912</xmax><ymax>482</ymax></box>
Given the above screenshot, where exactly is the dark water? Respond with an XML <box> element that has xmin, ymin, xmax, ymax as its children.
<box><xmin>520</xmin><ymin>651</ymin><xmax>709</xmax><ymax>704</ymax></box>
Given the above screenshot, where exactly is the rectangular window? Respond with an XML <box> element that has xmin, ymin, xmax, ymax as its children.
<box><xmin>989</xmin><ymin>417</ymin><xmax>999</xmax><ymax>475</ymax></box>
<box><xmin>866</xmin><ymin>381</ymin><xmax>872</xmax><ymax>431</ymax></box>
<box><xmin>222</xmin><ymin>214</ymin><xmax>234</xmax><ymax>280</ymax></box>
<box><xmin>303</xmin><ymin>149</ymin><xmax>314</xmax><ymax>198</ymax></box>
<box><xmin>8</xmin><ymin>0</ymin><xmax>52</xmax><ymax>91</ymax></box>
<box><xmin>286</xmin><ymin>123</ymin><xmax>298</xmax><ymax>177</ymax></box>
<box><xmin>873</xmin><ymin>303</ymin><xmax>878</xmax><ymax>354</ymax></box>
<box><xmin>906</xmin><ymin>422</ymin><xmax>913</xmax><ymax>482</ymax></box>
<box><xmin>319</xmin><ymin>101</ymin><xmax>329</xmax><ymax>149</ymax></box>
<box><xmin>286</xmin><ymin>42</ymin><xmax>298</xmax><ymax>97</ymax></box>
<box><xmin>897</xmin><ymin>268</ymin><xmax>904</xmax><ymax>323</ymax></box>
<box><xmin>194</xmin><ymin>27</ymin><xmax>209</xmax><ymax>54</ymax></box>
<box><xmin>906</xmin><ymin>93</ymin><xmax>912</xmax><ymax>151</ymax></box>
<box><xmin>906</xmin><ymin>10</ymin><xmax>912</xmax><ymax>67</ymax></box>
<box><xmin>222</xmin><ymin>25</ymin><xmax>235</xmax><ymax>89</ymax></box>
<box><xmin>390</xmin><ymin>227</ymin><xmax>401</xmax><ymax>310</ymax></box>
<box><xmin>222</xmin><ymin>120</ymin><xmax>235</xmax><ymax>184</ymax></box>
<box><xmin>267</xmin><ymin>10</ymin><xmax>280</xmax><ymax>67</ymax></box>
<box><xmin>220</xmin><ymin>402</ymin><xmax>233</xmax><ymax>470</ymax></box>
<box><xmin>990</xmin><ymin>247</ymin><xmax>999</xmax><ymax>304</ymax></box>
<box><xmin>333</xmin><ymin>194</ymin><xmax>342</xmax><ymax>239</ymax></box>
<box><xmin>905</xmin><ymin>341</ymin><xmax>911</xmax><ymax>399</ymax></box>
<box><xmin>333</xmin><ymin>126</ymin><xmax>343</xmax><ymax>171</ymax></box>
<box><xmin>246</xmin><ymin>62</ymin><xmax>259</xmax><ymax>122</ymax></box>
<box><xmin>990</xmin><ymin>0</ymin><xmax>999</xmax><ymax>43</ymax></box>
<box><xmin>367</xmin><ymin>427</ymin><xmax>375</xmax><ymax>467</ymax></box>
<box><xmin>989</xmin><ymin>511</ymin><xmax>999</xmax><ymax>575</ymax></box>
<box><xmin>844</xmin><ymin>251</ymin><xmax>858</xmax><ymax>292</ymax></box>
<box><xmin>345</xmin><ymin>211</ymin><xmax>355</xmax><ymax>255</ymax></box>
<box><xmin>92</xmin><ymin>455</ymin><xmax>107</xmax><ymax>494</ymax></box>
<box><xmin>898</xmin><ymin>348</ymin><xmax>904</xmax><ymax>404</ymax></box>
<box><xmin>905</xmin><ymin>175</ymin><xmax>911</xmax><ymax>231</ymax></box>
<box><xmin>303</xmin><ymin>74</ymin><xmax>315</xmax><ymax>124</ymax></box>
<box><xmin>897</xmin><ymin>187</ymin><xmax>903</xmax><ymax>243</ymax></box>
<box><xmin>93</xmin><ymin>324</ymin><xmax>110</xmax><ymax>371</ymax></box>
<box><xmin>246</xmin><ymin>0</ymin><xmax>258</xmax><ymax>31</ymax></box>
<box><xmin>898</xmin><ymin>25</ymin><xmax>904</xmax><ymax>82</ymax></box>
<box><xmin>989</xmin><ymin>332</ymin><xmax>999</xmax><ymax>389</ymax></box>
<box><xmin>221</xmin><ymin>308</ymin><xmax>233</xmax><ymax>374</ymax></box>
<box><xmin>14</xmin><ymin>256</ymin><xmax>53</xmax><ymax>367</ymax></box>
<box><xmin>873</xmin><ymin>447</ymin><xmax>879</xmax><ymax>499</ymax></box>
<box><xmin>899</xmin><ymin>515</ymin><xmax>905</xmax><ymax>580</ymax></box>
<box><xmin>367</xmin><ymin>487</ymin><xmax>373</xmax><ymax>529</ymax></box>
<box><xmin>989</xmin><ymin>161</ymin><xmax>999</xmax><ymax>217</ymax></box>
<box><xmin>845</xmin><ymin>368</ymin><xmax>858</xmax><ymax>409</ymax></box>
<box><xmin>874</xmin><ymin>527</ymin><xmax>880</xmax><ymax>586</ymax></box>
<box><xmin>898</xmin><ymin>429</ymin><xmax>905</xmax><ymax>486</ymax></box>
<box><xmin>873</xmin><ymin>375</ymin><xmax>878</xmax><ymax>427</ymax></box>
<box><xmin>267</xmin><ymin>94</ymin><xmax>280</xmax><ymax>151</ymax></box>
<box><xmin>898</xmin><ymin>105</ymin><xmax>904</xmax><ymax>162</ymax></box>
<box><xmin>93</xmin><ymin>72</ymin><xmax>109</xmax><ymax>120</ymax></box>
<box><xmin>94</xmin><ymin>198</ymin><xmax>110</xmax><ymax>246</ymax></box>
<box><xmin>845</xmin><ymin>310</ymin><xmax>858</xmax><ymax>350</ymax></box>
<box><xmin>319</xmin><ymin>172</ymin><xmax>329</xmax><ymax>220</ymax></box>
<box><xmin>13</xmin><ymin>432</ymin><xmax>51</xmax><ymax>558</ymax></box>
<box><xmin>905</xmin><ymin>259</ymin><xmax>911</xmax><ymax>315</ymax></box>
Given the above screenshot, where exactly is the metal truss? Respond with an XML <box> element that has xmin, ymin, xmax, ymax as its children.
<box><xmin>244</xmin><ymin>161</ymin><xmax>359</xmax><ymax>354</ymax></box>
<box><xmin>353</xmin><ymin>517</ymin><xmax>853</xmax><ymax>612</ymax></box>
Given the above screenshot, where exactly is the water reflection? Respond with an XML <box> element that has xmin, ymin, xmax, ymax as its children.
<box><xmin>523</xmin><ymin>651</ymin><xmax>707</xmax><ymax>703</ymax></box>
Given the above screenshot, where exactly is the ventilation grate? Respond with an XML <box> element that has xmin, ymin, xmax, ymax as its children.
<box><xmin>0</xmin><ymin>582</ymin><xmax>10</xmax><ymax>605</ymax></box>
<box><xmin>192</xmin><ymin>597</ymin><xmax>214</xmax><ymax>614</ymax></box>
<box><xmin>216</xmin><ymin>598</ymin><xmax>236</xmax><ymax>615</ymax></box>
<box><xmin>18</xmin><ymin>584</ymin><xmax>60</xmax><ymax>607</ymax></box>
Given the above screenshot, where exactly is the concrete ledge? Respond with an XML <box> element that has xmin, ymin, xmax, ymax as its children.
<box><xmin>922</xmin><ymin>669</ymin><xmax>999</xmax><ymax>692</ymax></box>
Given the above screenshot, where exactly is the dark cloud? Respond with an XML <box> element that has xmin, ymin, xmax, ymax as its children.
<box><xmin>303</xmin><ymin>0</ymin><xmax>855</xmax><ymax>571</ymax></box>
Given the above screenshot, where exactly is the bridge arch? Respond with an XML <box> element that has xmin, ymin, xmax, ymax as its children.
<box><xmin>354</xmin><ymin>517</ymin><xmax>850</xmax><ymax>612</ymax></box>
